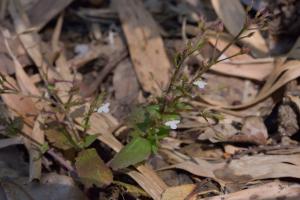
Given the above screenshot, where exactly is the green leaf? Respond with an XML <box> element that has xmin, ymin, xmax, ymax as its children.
<box><xmin>6</xmin><ymin>117</ymin><xmax>23</xmax><ymax>136</ymax></box>
<box><xmin>175</xmin><ymin>102</ymin><xmax>192</xmax><ymax>110</ymax></box>
<box><xmin>75</xmin><ymin>148</ymin><xmax>113</xmax><ymax>187</ymax></box>
<box><xmin>151</xmin><ymin>143</ymin><xmax>158</xmax><ymax>154</ymax></box>
<box><xmin>110</xmin><ymin>137</ymin><xmax>152</xmax><ymax>170</ymax></box>
<box><xmin>146</xmin><ymin>105</ymin><xmax>161</xmax><ymax>119</ymax></box>
<box><xmin>39</xmin><ymin>142</ymin><xmax>49</xmax><ymax>154</ymax></box>
<box><xmin>155</xmin><ymin>127</ymin><xmax>169</xmax><ymax>139</ymax></box>
<box><xmin>161</xmin><ymin>114</ymin><xmax>180</xmax><ymax>121</ymax></box>
<box><xmin>83</xmin><ymin>134</ymin><xmax>99</xmax><ymax>148</ymax></box>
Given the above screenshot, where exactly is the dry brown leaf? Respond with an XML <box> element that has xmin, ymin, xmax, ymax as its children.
<box><xmin>199</xmin><ymin>60</ymin><xmax>300</xmax><ymax>109</ymax></box>
<box><xmin>210</xmin><ymin>62</ymin><xmax>274</xmax><ymax>81</ymax></box>
<box><xmin>228</xmin><ymin>116</ymin><xmax>268</xmax><ymax>145</ymax></box>
<box><xmin>113</xmin><ymin>58</ymin><xmax>140</xmax><ymax>118</ymax></box>
<box><xmin>3</xmin><ymin>30</ymin><xmax>40</xmax><ymax>96</ymax></box>
<box><xmin>51</xmin><ymin>13</ymin><xmax>72</xmax><ymax>81</ymax></box>
<box><xmin>127</xmin><ymin>170</ymin><xmax>166</xmax><ymax>200</ymax></box>
<box><xmin>208</xmin><ymin>36</ymin><xmax>274</xmax><ymax>81</ymax></box>
<box><xmin>27</xmin><ymin>0</ymin><xmax>74</xmax><ymax>30</ymax></box>
<box><xmin>9</xmin><ymin>0</ymin><xmax>57</xmax><ymax>80</ymax></box>
<box><xmin>66</xmin><ymin>43</ymin><xmax>117</xmax><ymax>70</ymax></box>
<box><xmin>211</xmin><ymin>0</ymin><xmax>268</xmax><ymax>56</ymax></box>
<box><xmin>200</xmin><ymin>181</ymin><xmax>300</xmax><ymax>200</ymax></box>
<box><xmin>112</xmin><ymin>0</ymin><xmax>171</xmax><ymax>95</ymax></box>
<box><xmin>1</xmin><ymin>76</ymin><xmax>38</xmax><ymax>126</ymax></box>
<box><xmin>161</xmin><ymin>184</ymin><xmax>196</xmax><ymax>200</ymax></box>
<box><xmin>163</xmin><ymin>154</ymin><xmax>300</xmax><ymax>184</ymax></box>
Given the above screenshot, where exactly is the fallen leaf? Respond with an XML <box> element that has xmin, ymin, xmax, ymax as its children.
<box><xmin>162</xmin><ymin>154</ymin><xmax>300</xmax><ymax>184</ymax></box>
<box><xmin>161</xmin><ymin>184</ymin><xmax>196</xmax><ymax>200</ymax></box>
<box><xmin>75</xmin><ymin>148</ymin><xmax>113</xmax><ymax>187</ymax></box>
<box><xmin>200</xmin><ymin>181</ymin><xmax>300</xmax><ymax>200</ymax></box>
<box><xmin>228</xmin><ymin>116</ymin><xmax>268</xmax><ymax>145</ymax></box>
<box><xmin>112</xmin><ymin>0</ymin><xmax>171</xmax><ymax>95</ymax></box>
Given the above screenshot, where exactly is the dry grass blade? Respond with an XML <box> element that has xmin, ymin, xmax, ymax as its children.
<box><xmin>112</xmin><ymin>0</ymin><xmax>171</xmax><ymax>95</ymax></box>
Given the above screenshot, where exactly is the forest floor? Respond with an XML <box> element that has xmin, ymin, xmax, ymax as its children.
<box><xmin>0</xmin><ymin>0</ymin><xmax>300</xmax><ymax>200</ymax></box>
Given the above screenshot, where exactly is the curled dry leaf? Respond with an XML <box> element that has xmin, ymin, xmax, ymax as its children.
<box><xmin>162</xmin><ymin>154</ymin><xmax>300</xmax><ymax>184</ymax></box>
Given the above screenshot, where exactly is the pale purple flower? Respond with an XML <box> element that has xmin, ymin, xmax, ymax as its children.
<box><xmin>193</xmin><ymin>80</ymin><xmax>207</xmax><ymax>89</ymax></box>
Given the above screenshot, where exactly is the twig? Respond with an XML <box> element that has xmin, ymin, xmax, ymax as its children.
<box><xmin>47</xmin><ymin>148</ymin><xmax>75</xmax><ymax>172</ymax></box>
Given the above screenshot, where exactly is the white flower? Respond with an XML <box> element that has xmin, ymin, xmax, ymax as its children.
<box><xmin>97</xmin><ymin>103</ymin><xmax>110</xmax><ymax>113</ymax></box>
<box><xmin>74</xmin><ymin>44</ymin><xmax>89</xmax><ymax>55</ymax></box>
<box><xmin>165</xmin><ymin>120</ymin><xmax>180</xmax><ymax>130</ymax></box>
<box><xmin>193</xmin><ymin>80</ymin><xmax>207</xmax><ymax>89</ymax></box>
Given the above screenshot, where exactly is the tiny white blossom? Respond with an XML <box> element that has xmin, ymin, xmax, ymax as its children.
<box><xmin>97</xmin><ymin>103</ymin><xmax>110</xmax><ymax>113</ymax></box>
<box><xmin>74</xmin><ymin>44</ymin><xmax>89</xmax><ymax>55</ymax></box>
<box><xmin>193</xmin><ymin>80</ymin><xmax>207</xmax><ymax>89</ymax></box>
<box><xmin>165</xmin><ymin>120</ymin><xmax>180</xmax><ymax>130</ymax></box>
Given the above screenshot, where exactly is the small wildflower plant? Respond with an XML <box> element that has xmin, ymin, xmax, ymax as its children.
<box><xmin>110</xmin><ymin>12</ymin><xmax>269</xmax><ymax>169</ymax></box>
<box><xmin>0</xmin><ymin>8</ymin><xmax>269</xmax><ymax>173</ymax></box>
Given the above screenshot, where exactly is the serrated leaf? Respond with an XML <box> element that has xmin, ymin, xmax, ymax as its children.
<box><xmin>110</xmin><ymin>137</ymin><xmax>152</xmax><ymax>170</ymax></box>
<box><xmin>75</xmin><ymin>148</ymin><xmax>113</xmax><ymax>187</ymax></box>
